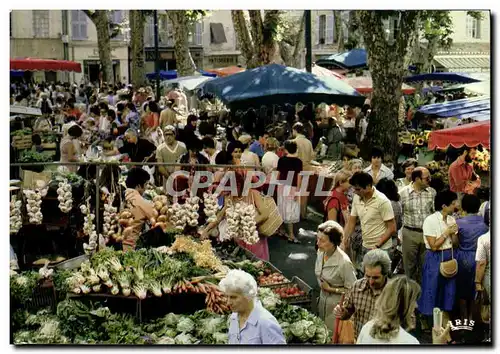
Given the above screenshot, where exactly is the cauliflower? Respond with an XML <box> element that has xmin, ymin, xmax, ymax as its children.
<box><xmin>289</xmin><ymin>320</ymin><xmax>316</xmax><ymax>341</ymax></box>
<box><xmin>174</xmin><ymin>333</ymin><xmax>196</xmax><ymax>344</ymax></box>
<box><xmin>212</xmin><ymin>332</ymin><xmax>228</xmax><ymax>344</ymax></box>
<box><xmin>156</xmin><ymin>337</ymin><xmax>176</xmax><ymax>345</ymax></box>
<box><xmin>176</xmin><ymin>317</ymin><xmax>195</xmax><ymax>333</ymax></box>
<box><xmin>163</xmin><ymin>313</ymin><xmax>180</xmax><ymax>327</ymax></box>
<box><xmin>200</xmin><ymin>316</ymin><xmax>225</xmax><ymax>335</ymax></box>
<box><xmin>258</xmin><ymin>288</ymin><xmax>281</xmax><ymax>310</ymax></box>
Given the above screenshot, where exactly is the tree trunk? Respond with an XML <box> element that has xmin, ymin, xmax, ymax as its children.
<box><xmin>260</xmin><ymin>10</ymin><xmax>282</xmax><ymax>65</ymax></box>
<box><xmin>168</xmin><ymin>11</ymin><xmax>196</xmax><ymax>77</ymax></box>
<box><xmin>357</xmin><ymin>11</ymin><xmax>420</xmax><ymax>162</ymax></box>
<box><xmin>85</xmin><ymin>10</ymin><xmax>114</xmax><ymax>85</ymax></box>
<box><xmin>291</xmin><ymin>12</ymin><xmax>306</xmax><ymax>67</ymax></box>
<box><xmin>129</xmin><ymin>10</ymin><xmax>147</xmax><ymax>87</ymax></box>
<box><xmin>231</xmin><ymin>10</ymin><xmax>257</xmax><ymax>67</ymax></box>
<box><xmin>334</xmin><ymin>11</ymin><xmax>344</xmax><ymax>52</ymax></box>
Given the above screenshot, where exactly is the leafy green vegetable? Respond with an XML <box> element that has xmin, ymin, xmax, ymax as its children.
<box><xmin>10</xmin><ymin>271</ymin><xmax>41</xmax><ymax>303</ymax></box>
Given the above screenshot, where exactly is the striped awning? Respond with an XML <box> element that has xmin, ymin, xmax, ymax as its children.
<box><xmin>433</xmin><ymin>55</ymin><xmax>490</xmax><ymax>70</ymax></box>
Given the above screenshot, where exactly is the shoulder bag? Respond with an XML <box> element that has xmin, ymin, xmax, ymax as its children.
<box><xmin>439</xmin><ymin>247</ymin><xmax>458</xmax><ymax>278</ymax></box>
<box><xmin>255</xmin><ymin>192</ymin><xmax>283</xmax><ymax>237</ymax></box>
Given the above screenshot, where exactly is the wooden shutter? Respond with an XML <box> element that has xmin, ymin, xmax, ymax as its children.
<box><xmin>315</xmin><ymin>15</ymin><xmax>320</xmax><ymax>45</ymax></box>
<box><xmin>326</xmin><ymin>14</ymin><xmax>334</xmax><ymax>44</ymax></box>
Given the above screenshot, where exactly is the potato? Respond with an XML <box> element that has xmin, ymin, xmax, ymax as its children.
<box><xmin>120</xmin><ymin>211</ymin><xmax>132</xmax><ymax>219</ymax></box>
<box><xmin>157</xmin><ymin>215</ymin><xmax>167</xmax><ymax>223</ymax></box>
<box><xmin>118</xmin><ymin>219</ymin><xmax>130</xmax><ymax>227</ymax></box>
<box><xmin>154</xmin><ymin>201</ymin><xmax>163</xmax><ymax>211</ymax></box>
<box><xmin>149</xmin><ymin>218</ymin><xmax>157</xmax><ymax>225</ymax></box>
<box><xmin>152</xmin><ymin>209</ymin><xmax>159</xmax><ymax>219</ymax></box>
<box><xmin>153</xmin><ymin>196</ymin><xmax>162</xmax><ymax>202</ymax></box>
<box><xmin>160</xmin><ymin>206</ymin><xmax>169</xmax><ymax>215</ymax></box>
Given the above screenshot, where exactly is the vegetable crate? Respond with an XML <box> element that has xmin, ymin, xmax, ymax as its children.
<box><xmin>260</xmin><ymin>260</ymin><xmax>282</xmax><ymax>275</ymax></box>
<box><xmin>12</xmin><ymin>135</ymin><xmax>32</xmax><ymax>150</ymax></box>
<box><xmin>22</xmin><ymin>279</ymin><xmax>58</xmax><ymax>311</ymax></box>
<box><xmin>266</xmin><ymin>276</ymin><xmax>312</xmax><ymax>308</ymax></box>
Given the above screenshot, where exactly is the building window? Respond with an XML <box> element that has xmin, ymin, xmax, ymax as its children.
<box><xmin>190</xmin><ymin>21</ymin><xmax>202</xmax><ymax>46</ymax></box>
<box><xmin>71</xmin><ymin>10</ymin><xmax>88</xmax><ymax>40</ymax></box>
<box><xmin>159</xmin><ymin>14</ymin><xmax>173</xmax><ymax>46</ymax></box>
<box><xmin>109</xmin><ymin>10</ymin><xmax>124</xmax><ymax>40</ymax></box>
<box><xmin>210</xmin><ymin>23</ymin><xmax>227</xmax><ymax>44</ymax></box>
<box><xmin>33</xmin><ymin>10</ymin><xmax>50</xmax><ymax>38</ymax></box>
<box><xmin>318</xmin><ymin>15</ymin><xmax>326</xmax><ymax>45</ymax></box>
<box><xmin>144</xmin><ymin>15</ymin><xmax>154</xmax><ymax>47</ymax></box>
<box><xmin>466</xmin><ymin>15</ymin><xmax>481</xmax><ymax>39</ymax></box>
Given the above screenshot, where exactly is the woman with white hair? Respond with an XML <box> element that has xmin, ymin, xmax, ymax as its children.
<box><xmin>219</xmin><ymin>269</ymin><xmax>286</xmax><ymax>344</ymax></box>
<box><xmin>315</xmin><ymin>220</ymin><xmax>357</xmax><ymax>332</ymax></box>
<box><xmin>356</xmin><ymin>276</ymin><xmax>420</xmax><ymax>344</ymax></box>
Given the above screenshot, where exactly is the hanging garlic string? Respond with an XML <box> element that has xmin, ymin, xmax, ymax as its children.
<box><xmin>80</xmin><ymin>197</ymin><xmax>97</xmax><ymax>255</ymax></box>
<box><xmin>203</xmin><ymin>192</ymin><xmax>219</xmax><ymax>225</ymax></box>
<box><xmin>57</xmin><ymin>179</ymin><xmax>73</xmax><ymax>213</ymax></box>
<box><xmin>10</xmin><ymin>195</ymin><xmax>23</xmax><ymax>234</ymax></box>
<box><xmin>23</xmin><ymin>188</ymin><xmax>43</xmax><ymax>224</ymax></box>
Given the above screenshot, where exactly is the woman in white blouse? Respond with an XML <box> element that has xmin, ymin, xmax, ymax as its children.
<box><xmin>418</xmin><ymin>190</ymin><xmax>459</xmax><ymax>318</ymax></box>
<box><xmin>357</xmin><ymin>276</ymin><xmax>420</xmax><ymax>344</ymax></box>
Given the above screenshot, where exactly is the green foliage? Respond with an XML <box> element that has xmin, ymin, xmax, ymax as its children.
<box><xmin>10</xmin><ymin>271</ymin><xmax>41</xmax><ymax>303</ymax></box>
<box><xmin>419</xmin><ymin>11</ymin><xmax>454</xmax><ymax>48</ymax></box>
<box><xmin>19</xmin><ymin>150</ymin><xmax>52</xmax><ymax>163</ymax></box>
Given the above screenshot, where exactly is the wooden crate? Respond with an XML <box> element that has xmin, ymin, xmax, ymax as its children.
<box><xmin>12</xmin><ymin>135</ymin><xmax>32</xmax><ymax>150</ymax></box>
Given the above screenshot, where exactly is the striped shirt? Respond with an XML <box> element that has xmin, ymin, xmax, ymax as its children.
<box><xmin>399</xmin><ymin>184</ymin><xmax>436</xmax><ymax>229</ymax></box>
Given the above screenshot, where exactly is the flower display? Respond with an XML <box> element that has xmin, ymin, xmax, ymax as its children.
<box><xmin>473</xmin><ymin>149</ymin><xmax>490</xmax><ymax>172</ymax></box>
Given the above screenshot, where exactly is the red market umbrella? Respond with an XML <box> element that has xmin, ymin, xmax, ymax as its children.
<box><xmin>205</xmin><ymin>66</ymin><xmax>245</xmax><ymax>77</ymax></box>
<box><xmin>344</xmin><ymin>76</ymin><xmax>416</xmax><ymax>95</ymax></box>
<box><xmin>428</xmin><ymin>120</ymin><xmax>490</xmax><ymax>150</ymax></box>
<box><xmin>10</xmin><ymin>58</ymin><xmax>82</xmax><ymax>73</ymax></box>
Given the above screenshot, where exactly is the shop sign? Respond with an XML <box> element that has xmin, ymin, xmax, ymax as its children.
<box><xmin>208</xmin><ymin>55</ymin><xmax>239</xmax><ymax>66</ymax></box>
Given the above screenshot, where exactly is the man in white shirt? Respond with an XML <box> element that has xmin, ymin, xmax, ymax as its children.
<box><xmin>262</xmin><ymin>137</ymin><xmax>280</xmax><ymax>174</ymax></box>
<box><xmin>343</xmin><ymin>172</ymin><xmax>396</xmax><ymax>256</ymax></box>
<box><xmin>363</xmin><ymin>147</ymin><xmax>394</xmax><ymax>184</ymax></box>
<box><xmin>201</xmin><ymin>136</ymin><xmax>220</xmax><ymax>165</ymax></box>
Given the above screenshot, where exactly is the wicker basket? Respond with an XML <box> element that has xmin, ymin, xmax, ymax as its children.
<box><xmin>12</xmin><ymin>135</ymin><xmax>32</xmax><ymax>150</ymax></box>
<box><xmin>265</xmin><ymin>276</ymin><xmax>312</xmax><ymax>305</ymax></box>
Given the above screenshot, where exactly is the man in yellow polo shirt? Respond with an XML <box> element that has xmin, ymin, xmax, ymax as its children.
<box><xmin>343</xmin><ymin>172</ymin><xmax>396</xmax><ymax>257</ymax></box>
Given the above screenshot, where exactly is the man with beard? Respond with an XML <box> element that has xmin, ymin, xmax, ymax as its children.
<box><xmin>448</xmin><ymin>147</ymin><xmax>477</xmax><ymax>196</ymax></box>
<box><xmin>334</xmin><ymin>249</ymin><xmax>392</xmax><ymax>339</ymax></box>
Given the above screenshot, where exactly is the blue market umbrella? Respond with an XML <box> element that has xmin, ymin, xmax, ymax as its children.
<box><xmin>404</xmin><ymin>72</ymin><xmax>481</xmax><ymax>84</ymax></box>
<box><xmin>199</xmin><ymin>63</ymin><xmax>365</xmax><ymax>108</ymax></box>
<box><xmin>146</xmin><ymin>70</ymin><xmax>215</xmax><ymax>81</ymax></box>
<box><xmin>316</xmin><ymin>48</ymin><xmax>367</xmax><ymax>69</ymax></box>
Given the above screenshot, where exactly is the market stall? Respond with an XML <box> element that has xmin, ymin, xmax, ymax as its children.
<box><xmin>428</xmin><ymin>120</ymin><xmax>490</xmax><ymax>150</ymax></box>
<box><xmin>344</xmin><ymin>76</ymin><xmax>416</xmax><ymax>95</ymax></box>
<box><xmin>10</xmin><ymin>58</ymin><xmax>82</xmax><ymax>73</ymax></box>
<box><xmin>204</xmin><ymin>66</ymin><xmax>245</xmax><ymax>77</ymax></box>
<box><xmin>200</xmin><ymin>63</ymin><xmax>365</xmax><ymax>109</ymax></box>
